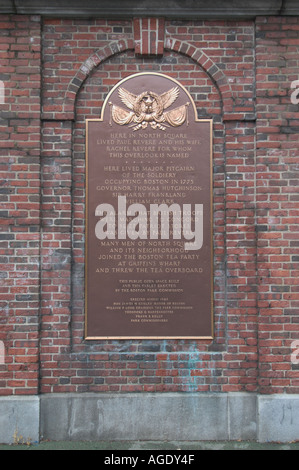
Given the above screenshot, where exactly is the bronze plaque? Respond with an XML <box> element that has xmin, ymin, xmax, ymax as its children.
<box><xmin>85</xmin><ymin>73</ymin><xmax>213</xmax><ymax>339</ymax></box>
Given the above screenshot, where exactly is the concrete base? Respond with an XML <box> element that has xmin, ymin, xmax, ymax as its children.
<box><xmin>258</xmin><ymin>395</ymin><xmax>299</xmax><ymax>443</ymax></box>
<box><xmin>0</xmin><ymin>393</ymin><xmax>299</xmax><ymax>444</ymax></box>
<box><xmin>40</xmin><ymin>393</ymin><xmax>257</xmax><ymax>442</ymax></box>
<box><xmin>0</xmin><ymin>396</ymin><xmax>40</xmax><ymax>445</ymax></box>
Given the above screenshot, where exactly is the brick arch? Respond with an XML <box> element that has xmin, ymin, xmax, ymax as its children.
<box><xmin>164</xmin><ymin>38</ymin><xmax>234</xmax><ymax>116</ymax></box>
<box><xmin>62</xmin><ymin>39</ymin><xmax>135</xmax><ymax>119</ymax></box>
<box><xmin>62</xmin><ymin>38</ymin><xmax>235</xmax><ymax>120</ymax></box>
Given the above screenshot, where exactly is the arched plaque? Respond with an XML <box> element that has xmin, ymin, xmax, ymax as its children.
<box><xmin>85</xmin><ymin>73</ymin><xmax>213</xmax><ymax>339</ymax></box>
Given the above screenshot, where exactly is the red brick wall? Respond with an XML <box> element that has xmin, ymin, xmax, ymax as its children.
<box><xmin>256</xmin><ymin>17</ymin><xmax>299</xmax><ymax>393</ymax></box>
<box><xmin>0</xmin><ymin>15</ymin><xmax>41</xmax><ymax>395</ymax></box>
<box><xmin>0</xmin><ymin>14</ymin><xmax>298</xmax><ymax>395</ymax></box>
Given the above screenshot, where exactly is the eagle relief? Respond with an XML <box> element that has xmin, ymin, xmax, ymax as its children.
<box><xmin>109</xmin><ymin>86</ymin><xmax>190</xmax><ymax>131</ymax></box>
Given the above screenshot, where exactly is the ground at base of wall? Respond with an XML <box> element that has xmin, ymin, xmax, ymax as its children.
<box><xmin>1</xmin><ymin>440</ymin><xmax>299</xmax><ymax>451</ymax></box>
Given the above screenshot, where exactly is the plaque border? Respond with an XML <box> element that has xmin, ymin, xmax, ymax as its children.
<box><xmin>84</xmin><ymin>72</ymin><xmax>214</xmax><ymax>340</ymax></box>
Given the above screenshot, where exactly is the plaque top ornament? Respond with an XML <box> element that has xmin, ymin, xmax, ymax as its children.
<box><xmin>109</xmin><ymin>85</ymin><xmax>190</xmax><ymax>132</ymax></box>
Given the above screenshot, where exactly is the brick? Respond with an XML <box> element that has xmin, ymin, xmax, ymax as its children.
<box><xmin>1</xmin><ymin>14</ymin><xmax>299</xmax><ymax>397</ymax></box>
<box><xmin>0</xmin><ymin>14</ymin><xmax>41</xmax><ymax>396</ymax></box>
<box><xmin>134</xmin><ymin>17</ymin><xmax>165</xmax><ymax>57</ymax></box>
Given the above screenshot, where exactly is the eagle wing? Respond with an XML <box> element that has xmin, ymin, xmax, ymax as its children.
<box><xmin>118</xmin><ymin>88</ymin><xmax>138</xmax><ymax>111</ymax></box>
<box><xmin>160</xmin><ymin>87</ymin><xmax>180</xmax><ymax>110</ymax></box>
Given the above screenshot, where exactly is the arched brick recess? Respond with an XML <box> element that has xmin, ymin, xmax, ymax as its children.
<box><xmin>41</xmin><ymin>34</ymin><xmax>258</xmax><ymax>393</ymax></box>
<box><xmin>66</xmin><ymin>47</ymin><xmax>227</xmax><ymax>391</ymax></box>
